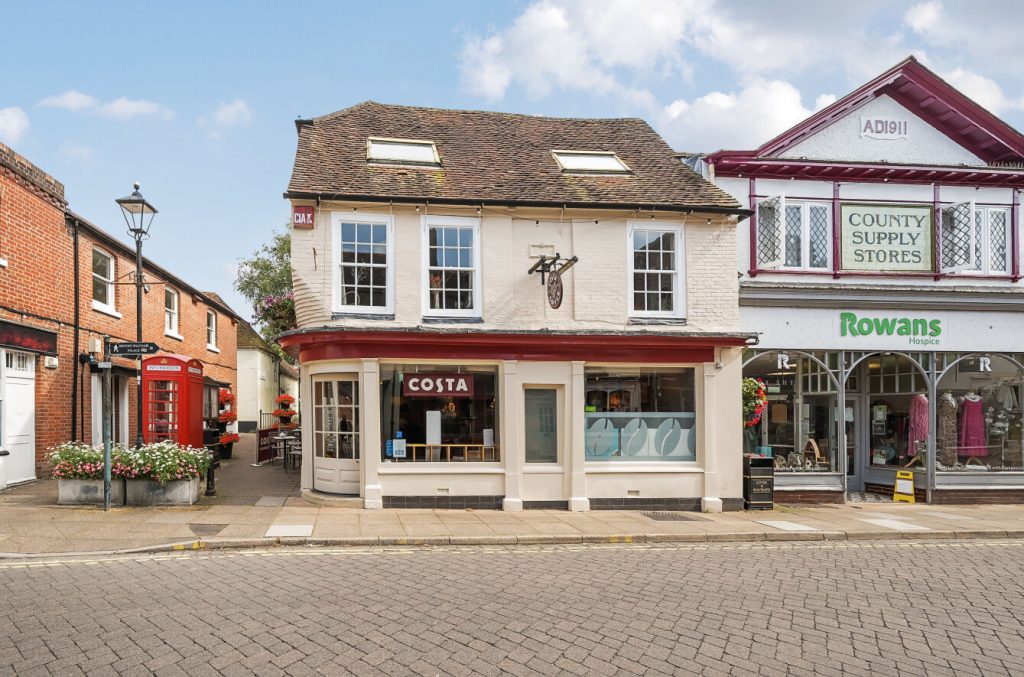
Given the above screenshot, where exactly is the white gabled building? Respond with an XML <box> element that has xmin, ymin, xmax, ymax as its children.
<box><xmin>708</xmin><ymin>57</ymin><xmax>1024</xmax><ymax>504</ymax></box>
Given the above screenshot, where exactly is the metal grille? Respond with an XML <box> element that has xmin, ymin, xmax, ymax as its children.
<box><xmin>642</xmin><ymin>511</ymin><xmax>703</xmax><ymax>522</ymax></box>
<box><xmin>972</xmin><ymin>210</ymin><xmax>984</xmax><ymax>271</ymax></box>
<box><xmin>784</xmin><ymin>205</ymin><xmax>802</xmax><ymax>267</ymax></box>
<box><xmin>990</xmin><ymin>209</ymin><xmax>1008</xmax><ymax>272</ymax></box>
<box><xmin>809</xmin><ymin>205</ymin><xmax>830</xmax><ymax>269</ymax></box>
<box><xmin>941</xmin><ymin>202</ymin><xmax>973</xmax><ymax>270</ymax></box>
<box><xmin>756</xmin><ymin>199</ymin><xmax>782</xmax><ymax>267</ymax></box>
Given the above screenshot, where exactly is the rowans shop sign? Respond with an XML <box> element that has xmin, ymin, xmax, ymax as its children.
<box><xmin>838</xmin><ymin>311</ymin><xmax>943</xmax><ymax>347</ymax></box>
<box><xmin>840</xmin><ymin>203</ymin><xmax>933</xmax><ymax>273</ymax></box>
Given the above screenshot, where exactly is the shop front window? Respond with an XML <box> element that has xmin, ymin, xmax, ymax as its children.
<box><xmin>379</xmin><ymin>365</ymin><xmax>498</xmax><ymax>462</ymax></box>
<box><xmin>865</xmin><ymin>354</ymin><xmax>928</xmax><ymax>469</ymax></box>
<box><xmin>936</xmin><ymin>354</ymin><xmax>1024</xmax><ymax>472</ymax></box>
<box><xmin>584</xmin><ymin>367</ymin><xmax>696</xmax><ymax>462</ymax></box>
<box><xmin>742</xmin><ymin>351</ymin><xmax>840</xmax><ymax>473</ymax></box>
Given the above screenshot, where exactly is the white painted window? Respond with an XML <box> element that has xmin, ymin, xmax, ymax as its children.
<box><xmin>331</xmin><ymin>212</ymin><xmax>394</xmax><ymax>314</ymax></box>
<box><xmin>756</xmin><ymin>197</ymin><xmax>831</xmax><ymax>271</ymax></box>
<box><xmin>366</xmin><ymin>137</ymin><xmax>440</xmax><ymax>166</ymax></box>
<box><xmin>628</xmin><ymin>221</ymin><xmax>685</xmax><ymax>318</ymax></box>
<box><xmin>972</xmin><ymin>207</ymin><xmax>1010</xmax><ymax>275</ymax></box>
<box><xmin>552</xmin><ymin>150</ymin><xmax>630</xmax><ymax>174</ymax></box>
<box><xmin>206</xmin><ymin>310</ymin><xmax>218</xmax><ymax>350</ymax></box>
<box><xmin>91</xmin><ymin>248</ymin><xmax>117</xmax><ymax>312</ymax></box>
<box><xmin>164</xmin><ymin>288</ymin><xmax>180</xmax><ymax>337</ymax></box>
<box><xmin>422</xmin><ymin>215</ymin><xmax>482</xmax><ymax>317</ymax></box>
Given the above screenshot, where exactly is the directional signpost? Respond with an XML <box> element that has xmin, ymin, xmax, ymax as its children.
<box><xmin>109</xmin><ymin>342</ymin><xmax>159</xmax><ymax>356</ymax></box>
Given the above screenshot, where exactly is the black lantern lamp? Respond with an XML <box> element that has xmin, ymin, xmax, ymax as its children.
<box><xmin>115</xmin><ymin>182</ymin><xmax>158</xmax><ymax>447</ymax></box>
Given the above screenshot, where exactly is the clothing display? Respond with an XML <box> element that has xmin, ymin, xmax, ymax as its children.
<box><xmin>937</xmin><ymin>393</ymin><xmax>958</xmax><ymax>466</ymax></box>
<box><xmin>907</xmin><ymin>393</ymin><xmax>929</xmax><ymax>456</ymax></box>
<box><xmin>958</xmin><ymin>395</ymin><xmax>987</xmax><ymax>457</ymax></box>
<box><xmin>994</xmin><ymin>384</ymin><xmax>1018</xmax><ymax>411</ymax></box>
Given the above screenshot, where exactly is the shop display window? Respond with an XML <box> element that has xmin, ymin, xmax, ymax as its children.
<box><xmin>379</xmin><ymin>364</ymin><xmax>499</xmax><ymax>462</ymax></box>
<box><xmin>936</xmin><ymin>355</ymin><xmax>1024</xmax><ymax>472</ymax></box>
<box><xmin>314</xmin><ymin>379</ymin><xmax>359</xmax><ymax>460</ymax></box>
<box><xmin>742</xmin><ymin>352</ymin><xmax>839</xmax><ymax>473</ymax></box>
<box><xmin>584</xmin><ymin>367</ymin><xmax>696</xmax><ymax>462</ymax></box>
<box><xmin>865</xmin><ymin>354</ymin><xmax>929</xmax><ymax>470</ymax></box>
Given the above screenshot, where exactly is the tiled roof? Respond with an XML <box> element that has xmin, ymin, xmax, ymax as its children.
<box><xmin>286</xmin><ymin>101</ymin><xmax>743</xmax><ymax>213</ymax></box>
<box><xmin>237</xmin><ymin>319</ymin><xmax>275</xmax><ymax>353</ymax></box>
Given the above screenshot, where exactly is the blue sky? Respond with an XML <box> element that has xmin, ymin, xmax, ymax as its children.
<box><xmin>2</xmin><ymin>1</ymin><xmax>1023</xmax><ymax>319</ymax></box>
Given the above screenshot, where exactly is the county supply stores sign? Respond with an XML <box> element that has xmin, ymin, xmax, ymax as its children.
<box><xmin>840</xmin><ymin>203</ymin><xmax>933</xmax><ymax>272</ymax></box>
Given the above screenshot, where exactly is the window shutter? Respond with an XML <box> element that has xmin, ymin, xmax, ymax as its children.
<box><xmin>755</xmin><ymin>195</ymin><xmax>785</xmax><ymax>270</ymax></box>
<box><xmin>940</xmin><ymin>201</ymin><xmax>974</xmax><ymax>273</ymax></box>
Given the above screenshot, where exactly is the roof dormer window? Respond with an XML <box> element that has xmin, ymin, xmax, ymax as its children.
<box><xmin>367</xmin><ymin>137</ymin><xmax>440</xmax><ymax>167</ymax></box>
<box><xmin>552</xmin><ymin>150</ymin><xmax>630</xmax><ymax>174</ymax></box>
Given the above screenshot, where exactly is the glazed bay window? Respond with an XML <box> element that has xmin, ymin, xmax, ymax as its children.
<box><xmin>91</xmin><ymin>248</ymin><xmax>117</xmax><ymax>314</ymax></box>
<box><xmin>164</xmin><ymin>288</ymin><xmax>181</xmax><ymax>338</ymax></box>
<box><xmin>332</xmin><ymin>213</ymin><xmax>393</xmax><ymax>314</ymax></box>
<box><xmin>423</xmin><ymin>216</ymin><xmax>481</xmax><ymax>316</ymax></box>
<box><xmin>379</xmin><ymin>364</ymin><xmax>499</xmax><ymax>462</ymax></box>
<box><xmin>629</xmin><ymin>222</ymin><xmax>684</xmax><ymax>317</ymax></box>
<box><xmin>756</xmin><ymin>197</ymin><xmax>831</xmax><ymax>270</ymax></box>
<box><xmin>584</xmin><ymin>367</ymin><xmax>696</xmax><ymax>461</ymax></box>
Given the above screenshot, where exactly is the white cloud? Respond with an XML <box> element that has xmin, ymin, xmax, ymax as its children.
<box><xmin>904</xmin><ymin>1</ymin><xmax>944</xmax><ymax>37</ymax></box>
<box><xmin>198</xmin><ymin>99</ymin><xmax>253</xmax><ymax>138</ymax></box>
<box><xmin>99</xmin><ymin>97</ymin><xmax>174</xmax><ymax>120</ymax></box>
<box><xmin>58</xmin><ymin>141</ymin><xmax>94</xmax><ymax>164</ymax></box>
<box><xmin>0</xmin><ymin>108</ymin><xmax>30</xmax><ymax>145</ymax></box>
<box><xmin>38</xmin><ymin>90</ymin><xmax>98</xmax><ymax>111</ymax></box>
<box><xmin>943</xmin><ymin>67</ymin><xmax>1023</xmax><ymax>114</ymax></box>
<box><xmin>660</xmin><ymin>78</ymin><xmax>833</xmax><ymax>151</ymax></box>
<box><xmin>460</xmin><ymin>0</ymin><xmax>703</xmax><ymax>103</ymax></box>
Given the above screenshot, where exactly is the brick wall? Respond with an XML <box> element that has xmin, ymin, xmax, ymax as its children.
<box><xmin>0</xmin><ymin>144</ymin><xmax>237</xmax><ymax>475</ymax></box>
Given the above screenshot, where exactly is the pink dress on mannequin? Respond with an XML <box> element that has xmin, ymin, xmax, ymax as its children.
<box><xmin>958</xmin><ymin>396</ymin><xmax>987</xmax><ymax>457</ymax></box>
<box><xmin>907</xmin><ymin>394</ymin><xmax>929</xmax><ymax>456</ymax></box>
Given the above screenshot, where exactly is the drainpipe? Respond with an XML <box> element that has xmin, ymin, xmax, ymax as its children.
<box><xmin>69</xmin><ymin>215</ymin><xmax>80</xmax><ymax>442</ymax></box>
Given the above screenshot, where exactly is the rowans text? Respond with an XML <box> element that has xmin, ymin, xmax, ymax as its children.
<box><xmin>839</xmin><ymin>311</ymin><xmax>942</xmax><ymax>346</ymax></box>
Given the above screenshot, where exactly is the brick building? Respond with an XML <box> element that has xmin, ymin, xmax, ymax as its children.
<box><xmin>281</xmin><ymin>102</ymin><xmax>754</xmax><ymax>511</ymax></box>
<box><xmin>0</xmin><ymin>142</ymin><xmax>239</xmax><ymax>486</ymax></box>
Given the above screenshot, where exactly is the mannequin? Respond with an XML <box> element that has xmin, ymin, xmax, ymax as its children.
<box><xmin>937</xmin><ymin>392</ymin><xmax>958</xmax><ymax>466</ymax></box>
<box><xmin>959</xmin><ymin>391</ymin><xmax>987</xmax><ymax>461</ymax></box>
<box><xmin>905</xmin><ymin>393</ymin><xmax>929</xmax><ymax>468</ymax></box>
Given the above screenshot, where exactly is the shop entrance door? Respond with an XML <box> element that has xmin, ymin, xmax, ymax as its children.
<box><xmin>846</xmin><ymin>396</ymin><xmax>866</xmax><ymax>491</ymax></box>
<box><xmin>3</xmin><ymin>351</ymin><xmax>37</xmax><ymax>484</ymax></box>
<box><xmin>311</xmin><ymin>375</ymin><xmax>360</xmax><ymax>495</ymax></box>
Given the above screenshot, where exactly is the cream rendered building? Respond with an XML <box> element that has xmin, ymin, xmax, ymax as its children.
<box><xmin>281</xmin><ymin>102</ymin><xmax>753</xmax><ymax>511</ymax></box>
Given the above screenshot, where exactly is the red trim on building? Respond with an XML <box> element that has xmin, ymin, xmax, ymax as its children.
<box><xmin>280</xmin><ymin>330</ymin><xmax>749</xmax><ymax>364</ymax></box>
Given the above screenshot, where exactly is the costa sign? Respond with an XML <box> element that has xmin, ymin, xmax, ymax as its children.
<box><xmin>403</xmin><ymin>373</ymin><xmax>474</xmax><ymax>397</ymax></box>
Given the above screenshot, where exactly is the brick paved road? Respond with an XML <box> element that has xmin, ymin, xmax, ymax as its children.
<box><xmin>2</xmin><ymin>541</ymin><xmax>1024</xmax><ymax>676</ymax></box>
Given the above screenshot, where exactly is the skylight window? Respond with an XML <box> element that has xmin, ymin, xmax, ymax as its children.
<box><xmin>367</xmin><ymin>137</ymin><xmax>440</xmax><ymax>166</ymax></box>
<box><xmin>552</xmin><ymin>150</ymin><xmax>630</xmax><ymax>174</ymax></box>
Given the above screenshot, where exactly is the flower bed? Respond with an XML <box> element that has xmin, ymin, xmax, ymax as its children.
<box><xmin>50</xmin><ymin>441</ymin><xmax>211</xmax><ymax>506</ymax></box>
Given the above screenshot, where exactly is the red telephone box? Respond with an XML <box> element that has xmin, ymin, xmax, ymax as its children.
<box><xmin>142</xmin><ymin>354</ymin><xmax>204</xmax><ymax>448</ymax></box>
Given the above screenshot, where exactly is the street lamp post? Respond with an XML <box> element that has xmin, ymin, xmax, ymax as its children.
<box><xmin>115</xmin><ymin>182</ymin><xmax>157</xmax><ymax>448</ymax></box>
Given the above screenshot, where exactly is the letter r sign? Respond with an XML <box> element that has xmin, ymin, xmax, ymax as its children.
<box><xmin>777</xmin><ymin>353</ymin><xmax>791</xmax><ymax>370</ymax></box>
<box><xmin>979</xmin><ymin>357</ymin><xmax>992</xmax><ymax>372</ymax></box>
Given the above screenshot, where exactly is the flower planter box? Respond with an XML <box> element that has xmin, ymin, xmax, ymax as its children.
<box><xmin>125</xmin><ymin>477</ymin><xmax>200</xmax><ymax>506</ymax></box>
<box><xmin>57</xmin><ymin>478</ymin><xmax>126</xmax><ymax>506</ymax></box>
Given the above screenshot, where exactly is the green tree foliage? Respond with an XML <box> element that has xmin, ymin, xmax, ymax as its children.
<box><xmin>235</xmin><ymin>230</ymin><xmax>296</xmax><ymax>349</ymax></box>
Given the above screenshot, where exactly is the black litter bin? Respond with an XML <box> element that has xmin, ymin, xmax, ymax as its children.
<box><xmin>743</xmin><ymin>455</ymin><xmax>774</xmax><ymax>510</ymax></box>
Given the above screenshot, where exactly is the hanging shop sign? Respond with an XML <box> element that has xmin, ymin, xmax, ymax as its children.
<box><xmin>403</xmin><ymin>373</ymin><xmax>475</xmax><ymax>397</ymax></box>
<box><xmin>840</xmin><ymin>203</ymin><xmax>933</xmax><ymax>273</ymax></box>
<box><xmin>547</xmin><ymin>270</ymin><xmax>563</xmax><ymax>309</ymax></box>
<box><xmin>860</xmin><ymin>117</ymin><xmax>909</xmax><ymax>140</ymax></box>
<box><xmin>0</xmin><ymin>319</ymin><xmax>58</xmax><ymax>355</ymax></box>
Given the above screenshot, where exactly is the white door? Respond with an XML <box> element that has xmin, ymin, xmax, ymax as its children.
<box><xmin>92</xmin><ymin>374</ymin><xmax>130</xmax><ymax>447</ymax></box>
<box><xmin>4</xmin><ymin>351</ymin><xmax>37</xmax><ymax>484</ymax></box>
<box><xmin>312</xmin><ymin>375</ymin><xmax>360</xmax><ymax>495</ymax></box>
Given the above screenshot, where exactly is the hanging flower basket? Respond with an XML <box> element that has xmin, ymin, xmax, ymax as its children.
<box><xmin>218</xmin><ymin>410</ymin><xmax>237</xmax><ymax>423</ymax></box>
<box><xmin>219</xmin><ymin>388</ymin><xmax>236</xmax><ymax>406</ymax></box>
<box><xmin>219</xmin><ymin>432</ymin><xmax>239</xmax><ymax>445</ymax></box>
<box><xmin>275</xmin><ymin>394</ymin><xmax>295</xmax><ymax>406</ymax></box>
<box><xmin>742</xmin><ymin>378</ymin><xmax>768</xmax><ymax>429</ymax></box>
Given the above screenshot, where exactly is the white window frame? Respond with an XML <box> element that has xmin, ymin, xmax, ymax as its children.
<box><xmin>206</xmin><ymin>309</ymin><xmax>220</xmax><ymax>352</ymax></box>
<box><xmin>551</xmin><ymin>150</ymin><xmax>631</xmax><ymax>174</ymax></box>
<box><xmin>90</xmin><ymin>247</ymin><xmax>121</xmax><ymax>318</ymax></box>
<box><xmin>421</xmin><ymin>215</ymin><xmax>483</xmax><ymax>318</ymax></box>
<box><xmin>627</xmin><ymin>220</ymin><xmax>685</xmax><ymax>319</ymax></box>
<box><xmin>330</xmin><ymin>211</ymin><xmax>395</xmax><ymax>315</ymax></box>
<box><xmin>756</xmin><ymin>198</ymin><xmax>832</xmax><ymax>271</ymax></box>
<box><xmin>164</xmin><ymin>287</ymin><xmax>182</xmax><ymax>339</ymax></box>
<box><xmin>366</xmin><ymin>137</ymin><xmax>440</xmax><ymax>167</ymax></box>
<box><xmin>973</xmin><ymin>206</ymin><xmax>1011</xmax><ymax>276</ymax></box>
